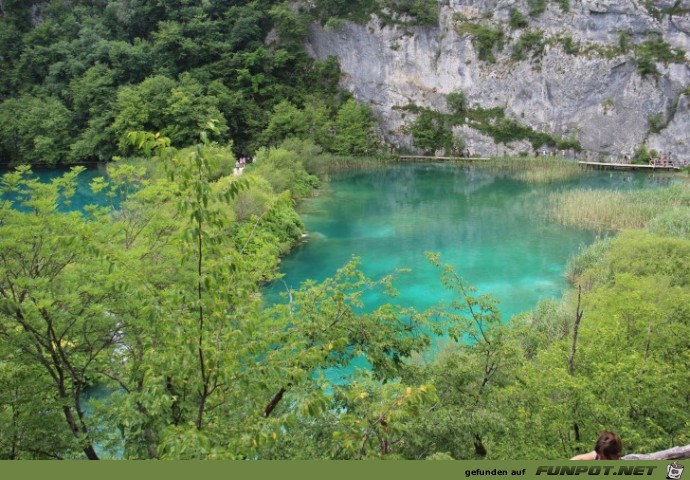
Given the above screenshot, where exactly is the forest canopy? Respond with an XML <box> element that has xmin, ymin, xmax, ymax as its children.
<box><xmin>0</xmin><ymin>0</ymin><xmax>385</xmax><ymax>165</ymax></box>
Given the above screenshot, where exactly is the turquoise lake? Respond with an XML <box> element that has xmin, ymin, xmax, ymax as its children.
<box><xmin>1</xmin><ymin>165</ymin><xmax>111</xmax><ymax>211</ymax></box>
<box><xmin>2</xmin><ymin>162</ymin><xmax>671</xmax><ymax>323</ymax></box>
<box><xmin>267</xmin><ymin>163</ymin><xmax>672</xmax><ymax>321</ymax></box>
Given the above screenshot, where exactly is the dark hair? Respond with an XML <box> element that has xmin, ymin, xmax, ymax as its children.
<box><xmin>595</xmin><ymin>431</ymin><xmax>622</xmax><ymax>460</ymax></box>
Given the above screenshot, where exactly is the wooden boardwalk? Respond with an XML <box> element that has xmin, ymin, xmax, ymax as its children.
<box><xmin>397</xmin><ymin>156</ymin><xmax>684</xmax><ymax>171</ymax></box>
<box><xmin>399</xmin><ymin>155</ymin><xmax>490</xmax><ymax>162</ymax></box>
<box><xmin>578</xmin><ymin>161</ymin><xmax>680</xmax><ymax>171</ymax></box>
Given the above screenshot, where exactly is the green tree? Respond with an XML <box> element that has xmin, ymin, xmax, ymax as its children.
<box><xmin>69</xmin><ymin>64</ymin><xmax>118</xmax><ymax>162</ymax></box>
<box><xmin>247</xmin><ymin>145</ymin><xmax>319</xmax><ymax>199</ymax></box>
<box><xmin>329</xmin><ymin>99</ymin><xmax>377</xmax><ymax>156</ymax></box>
<box><xmin>409</xmin><ymin>111</ymin><xmax>453</xmax><ymax>154</ymax></box>
<box><xmin>261</xmin><ymin>100</ymin><xmax>311</xmax><ymax>146</ymax></box>
<box><xmin>398</xmin><ymin>254</ymin><xmax>517</xmax><ymax>459</ymax></box>
<box><xmin>0</xmin><ymin>94</ymin><xmax>73</xmax><ymax>165</ymax></box>
<box><xmin>0</xmin><ymin>167</ymin><xmax>117</xmax><ymax>459</ymax></box>
<box><xmin>163</xmin><ymin>74</ymin><xmax>229</xmax><ymax>146</ymax></box>
<box><xmin>447</xmin><ymin>91</ymin><xmax>468</xmax><ymax>117</ymax></box>
<box><xmin>112</xmin><ymin>75</ymin><xmax>177</xmax><ymax>151</ymax></box>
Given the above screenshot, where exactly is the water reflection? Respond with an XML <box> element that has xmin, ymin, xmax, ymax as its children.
<box><xmin>268</xmin><ymin>164</ymin><xmax>675</xmax><ymax>320</ymax></box>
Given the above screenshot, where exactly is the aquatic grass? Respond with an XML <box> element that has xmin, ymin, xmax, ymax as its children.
<box><xmin>648</xmin><ymin>207</ymin><xmax>690</xmax><ymax>239</ymax></box>
<box><xmin>547</xmin><ymin>184</ymin><xmax>690</xmax><ymax>232</ymax></box>
<box><xmin>565</xmin><ymin>236</ymin><xmax>614</xmax><ymax>284</ymax></box>
<box><xmin>314</xmin><ymin>155</ymin><xmax>397</xmax><ymax>175</ymax></box>
<box><xmin>481</xmin><ymin>155</ymin><xmax>582</xmax><ymax>183</ymax></box>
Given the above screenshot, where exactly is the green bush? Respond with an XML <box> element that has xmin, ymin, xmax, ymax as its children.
<box><xmin>648</xmin><ymin>112</ymin><xmax>665</xmax><ymax>133</ymax></box>
<box><xmin>246</xmin><ymin>146</ymin><xmax>320</xmax><ymax>199</ymax></box>
<box><xmin>649</xmin><ymin>208</ymin><xmax>690</xmax><ymax>239</ymax></box>
<box><xmin>556</xmin><ymin>0</ymin><xmax>570</xmax><ymax>12</ymax></box>
<box><xmin>446</xmin><ymin>91</ymin><xmax>468</xmax><ymax>116</ymax></box>
<box><xmin>634</xmin><ymin>53</ymin><xmax>659</xmax><ymax>77</ymax></box>
<box><xmin>330</xmin><ymin>99</ymin><xmax>378</xmax><ymax>156</ymax></box>
<box><xmin>631</xmin><ymin>144</ymin><xmax>657</xmax><ymax>164</ymax></box>
<box><xmin>636</xmin><ymin>37</ymin><xmax>687</xmax><ymax>64</ymax></box>
<box><xmin>278</xmin><ymin>138</ymin><xmax>328</xmax><ymax>177</ymax></box>
<box><xmin>312</xmin><ymin>0</ymin><xmax>377</xmax><ymax>24</ymax></box>
<box><xmin>410</xmin><ymin>110</ymin><xmax>453</xmax><ymax>153</ymax></box>
<box><xmin>511</xmin><ymin>30</ymin><xmax>545</xmax><ymax>60</ymax></box>
<box><xmin>324</xmin><ymin>17</ymin><xmax>348</xmax><ymax>30</ymax></box>
<box><xmin>509</xmin><ymin>9</ymin><xmax>528</xmax><ymax>29</ymax></box>
<box><xmin>555</xmin><ymin>136</ymin><xmax>582</xmax><ymax>152</ymax></box>
<box><xmin>456</xmin><ymin>23</ymin><xmax>504</xmax><ymax>63</ymax></box>
<box><xmin>566</xmin><ymin>237</ymin><xmax>614</xmax><ymax>282</ymax></box>
<box><xmin>232</xmin><ymin>176</ymin><xmax>274</xmax><ymax>222</ymax></box>
<box><xmin>388</xmin><ymin>0</ymin><xmax>439</xmax><ymax>26</ymax></box>
<box><xmin>633</xmin><ymin>37</ymin><xmax>687</xmax><ymax>77</ymax></box>
<box><xmin>527</xmin><ymin>0</ymin><xmax>547</xmax><ymax>16</ymax></box>
<box><xmin>561</xmin><ymin>35</ymin><xmax>580</xmax><ymax>55</ymax></box>
<box><xmin>618</xmin><ymin>31</ymin><xmax>631</xmax><ymax>52</ymax></box>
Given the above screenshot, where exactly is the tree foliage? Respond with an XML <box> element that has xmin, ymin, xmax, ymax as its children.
<box><xmin>0</xmin><ymin>131</ymin><xmax>459</xmax><ymax>459</ymax></box>
<box><xmin>0</xmin><ymin>0</ymin><xmax>380</xmax><ymax>165</ymax></box>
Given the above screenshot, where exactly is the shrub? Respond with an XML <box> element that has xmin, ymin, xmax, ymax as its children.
<box><xmin>527</xmin><ymin>0</ymin><xmax>547</xmax><ymax>16</ymax></box>
<box><xmin>631</xmin><ymin>144</ymin><xmax>657</xmax><ymax>164</ymax></box>
<box><xmin>649</xmin><ymin>208</ymin><xmax>690</xmax><ymax>239</ymax></box>
<box><xmin>618</xmin><ymin>31</ymin><xmax>630</xmax><ymax>52</ymax></box>
<box><xmin>232</xmin><ymin>176</ymin><xmax>273</xmax><ymax>222</ymax></box>
<box><xmin>509</xmin><ymin>9</ymin><xmax>528</xmax><ymax>29</ymax></box>
<box><xmin>278</xmin><ymin>138</ymin><xmax>327</xmax><ymax>177</ymax></box>
<box><xmin>247</xmin><ymin>146</ymin><xmax>319</xmax><ymax>199</ymax></box>
<box><xmin>511</xmin><ymin>30</ymin><xmax>545</xmax><ymax>60</ymax></box>
<box><xmin>388</xmin><ymin>0</ymin><xmax>439</xmax><ymax>26</ymax></box>
<box><xmin>561</xmin><ymin>35</ymin><xmax>580</xmax><ymax>55</ymax></box>
<box><xmin>556</xmin><ymin>0</ymin><xmax>570</xmax><ymax>12</ymax></box>
<box><xmin>566</xmin><ymin>237</ymin><xmax>614</xmax><ymax>283</ymax></box>
<box><xmin>410</xmin><ymin>110</ymin><xmax>453</xmax><ymax>153</ymax></box>
<box><xmin>633</xmin><ymin>37</ymin><xmax>687</xmax><ymax>77</ymax></box>
<box><xmin>446</xmin><ymin>91</ymin><xmax>468</xmax><ymax>116</ymax></box>
<box><xmin>648</xmin><ymin>112</ymin><xmax>665</xmax><ymax>133</ymax></box>
<box><xmin>324</xmin><ymin>17</ymin><xmax>347</xmax><ymax>31</ymax></box>
<box><xmin>330</xmin><ymin>99</ymin><xmax>378</xmax><ymax>156</ymax></box>
<box><xmin>456</xmin><ymin>23</ymin><xmax>504</xmax><ymax>63</ymax></box>
<box><xmin>636</xmin><ymin>37</ymin><xmax>687</xmax><ymax>64</ymax></box>
<box><xmin>634</xmin><ymin>53</ymin><xmax>659</xmax><ymax>77</ymax></box>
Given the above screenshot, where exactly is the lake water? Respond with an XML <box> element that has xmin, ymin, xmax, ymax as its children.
<box><xmin>0</xmin><ymin>164</ymin><xmax>111</xmax><ymax>211</ymax></box>
<box><xmin>267</xmin><ymin>163</ymin><xmax>671</xmax><ymax>321</ymax></box>
<box><xmin>2</xmin><ymin>162</ymin><xmax>668</xmax><ymax>321</ymax></box>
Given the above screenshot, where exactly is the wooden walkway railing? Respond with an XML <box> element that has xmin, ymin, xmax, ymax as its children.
<box><xmin>578</xmin><ymin>161</ymin><xmax>680</xmax><ymax>171</ymax></box>
<box><xmin>398</xmin><ymin>155</ymin><xmax>490</xmax><ymax>162</ymax></box>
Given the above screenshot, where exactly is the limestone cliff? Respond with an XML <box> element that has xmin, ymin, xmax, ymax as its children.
<box><xmin>305</xmin><ymin>0</ymin><xmax>690</xmax><ymax>159</ymax></box>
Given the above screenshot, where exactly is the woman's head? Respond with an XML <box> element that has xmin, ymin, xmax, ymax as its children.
<box><xmin>595</xmin><ymin>431</ymin><xmax>622</xmax><ymax>460</ymax></box>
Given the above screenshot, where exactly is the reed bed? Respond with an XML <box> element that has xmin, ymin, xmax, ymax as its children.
<box><xmin>482</xmin><ymin>156</ymin><xmax>582</xmax><ymax>183</ymax></box>
<box><xmin>547</xmin><ymin>184</ymin><xmax>690</xmax><ymax>232</ymax></box>
<box><xmin>304</xmin><ymin>154</ymin><xmax>396</xmax><ymax>178</ymax></box>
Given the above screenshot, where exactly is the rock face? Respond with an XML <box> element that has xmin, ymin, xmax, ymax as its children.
<box><xmin>305</xmin><ymin>0</ymin><xmax>690</xmax><ymax>159</ymax></box>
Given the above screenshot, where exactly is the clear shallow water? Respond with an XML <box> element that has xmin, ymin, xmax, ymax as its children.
<box><xmin>267</xmin><ymin>164</ymin><xmax>673</xmax><ymax>320</ymax></box>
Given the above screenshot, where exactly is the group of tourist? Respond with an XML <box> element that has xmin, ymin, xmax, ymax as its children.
<box><xmin>649</xmin><ymin>153</ymin><xmax>674</xmax><ymax>166</ymax></box>
<box><xmin>234</xmin><ymin>155</ymin><xmax>252</xmax><ymax>174</ymax></box>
